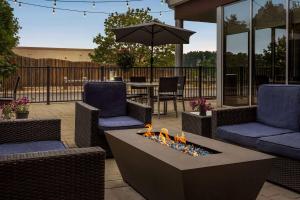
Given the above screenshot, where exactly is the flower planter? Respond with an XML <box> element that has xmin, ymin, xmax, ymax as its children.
<box><xmin>200</xmin><ymin>107</ymin><xmax>207</xmax><ymax>116</ymax></box>
<box><xmin>16</xmin><ymin>112</ymin><xmax>29</xmax><ymax>119</ymax></box>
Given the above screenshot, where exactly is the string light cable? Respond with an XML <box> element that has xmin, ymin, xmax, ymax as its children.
<box><xmin>44</xmin><ymin>0</ymin><xmax>142</xmax><ymax>3</ymax></box>
<box><xmin>9</xmin><ymin>0</ymin><xmax>171</xmax><ymax>16</ymax></box>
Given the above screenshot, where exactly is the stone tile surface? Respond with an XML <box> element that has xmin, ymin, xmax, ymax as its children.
<box><xmin>28</xmin><ymin>102</ymin><xmax>300</xmax><ymax>200</ymax></box>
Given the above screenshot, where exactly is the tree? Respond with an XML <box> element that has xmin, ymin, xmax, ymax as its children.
<box><xmin>0</xmin><ymin>0</ymin><xmax>19</xmax><ymax>56</ymax></box>
<box><xmin>183</xmin><ymin>51</ymin><xmax>216</xmax><ymax>67</ymax></box>
<box><xmin>0</xmin><ymin>0</ymin><xmax>20</xmax><ymax>78</ymax></box>
<box><xmin>90</xmin><ymin>8</ymin><xmax>175</xmax><ymax>67</ymax></box>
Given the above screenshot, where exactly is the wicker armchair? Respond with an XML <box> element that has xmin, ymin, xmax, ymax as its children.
<box><xmin>212</xmin><ymin>85</ymin><xmax>300</xmax><ymax>193</ymax></box>
<box><xmin>75</xmin><ymin>82</ymin><xmax>152</xmax><ymax>157</ymax></box>
<box><xmin>0</xmin><ymin>119</ymin><xmax>105</xmax><ymax>200</ymax></box>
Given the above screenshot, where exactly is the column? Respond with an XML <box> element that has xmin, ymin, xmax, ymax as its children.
<box><xmin>175</xmin><ymin>19</ymin><xmax>184</xmax><ymax>67</ymax></box>
<box><xmin>216</xmin><ymin>6</ymin><xmax>223</xmax><ymax>107</ymax></box>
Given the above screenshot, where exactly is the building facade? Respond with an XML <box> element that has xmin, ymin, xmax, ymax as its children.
<box><xmin>167</xmin><ymin>0</ymin><xmax>300</xmax><ymax>107</ymax></box>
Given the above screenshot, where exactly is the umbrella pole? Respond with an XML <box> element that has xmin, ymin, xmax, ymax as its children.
<box><xmin>150</xmin><ymin>43</ymin><xmax>154</xmax><ymax>83</ymax></box>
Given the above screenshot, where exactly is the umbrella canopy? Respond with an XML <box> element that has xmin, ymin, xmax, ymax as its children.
<box><xmin>112</xmin><ymin>21</ymin><xmax>195</xmax><ymax>82</ymax></box>
<box><xmin>112</xmin><ymin>22</ymin><xmax>195</xmax><ymax>46</ymax></box>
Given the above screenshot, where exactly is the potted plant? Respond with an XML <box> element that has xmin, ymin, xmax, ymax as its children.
<box><xmin>13</xmin><ymin>97</ymin><xmax>30</xmax><ymax>119</ymax></box>
<box><xmin>1</xmin><ymin>103</ymin><xmax>14</xmax><ymax>120</ymax></box>
<box><xmin>189</xmin><ymin>97</ymin><xmax>212</xmax><ymax>116</ymax></box>
<box><xmin>116</xmin><ymin>49</ymin><xmax>135</xmax><ymax>71</ymax></box>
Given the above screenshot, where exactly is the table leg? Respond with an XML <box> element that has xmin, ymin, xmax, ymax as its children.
<box><xmin>147</xmin><ymin>87</ymin><xmax>151</xmax><ymax>107</ymax></box>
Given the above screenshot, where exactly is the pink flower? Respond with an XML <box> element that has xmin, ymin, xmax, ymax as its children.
<box><xmin>189</xmin><ymin>97</ymin><xmax>213</xmax><ymax>112</ymax></box>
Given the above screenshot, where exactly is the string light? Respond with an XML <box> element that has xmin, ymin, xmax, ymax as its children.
<box><xmin>53</xmin><ymin>0</ymin><xmax>57</xmax><ymax>7</ymax></box>
<box><xmin>92</xmin><ymin>1</ymin><xmax>95</xmax><ymax>8</ymax></box>
<box><xmin>159</xmin><ymin>11</ymin><xmax>162</xmax><ymax>16</ymax></box>
<box><xmin>126</xmin><ymin>0</ymin><xmax>129</xmax><ymax>8</ymax></box>
<box><xmin>14</xmin><ymin>0</ymin><xmax>17</xmax><ymax>4</ymax></box>
<box><xmin>52</xmin><ymin>7</ymin><xmax>56</xmax><ymax>14</ymax></box>
<box><xmin>8</xmin><ymin>0</ymin><xmax>171</xmax><ymax>16</ymax></box>
<box><xmin>161</xmin><ymin>0</ymin><xmax>164</xmax><ymax>5</ymax></box>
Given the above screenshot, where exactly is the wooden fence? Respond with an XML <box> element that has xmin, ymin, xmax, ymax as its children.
<box><xmin>0</xmin><ymin>56</ymin><xmax>217</xmax><ymax>103</ymax></box>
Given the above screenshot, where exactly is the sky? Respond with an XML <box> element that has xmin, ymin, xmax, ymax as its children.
<box><xmin>9</xmin><ymin>0</ymin><xmax>216</xmax><ymax>53</ymax></box>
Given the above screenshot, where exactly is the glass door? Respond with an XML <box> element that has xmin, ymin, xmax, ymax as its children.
<box><xmin>223</xmin><ymin>0</ymin><xmax>250</xmax><ymax>106</ymax></box>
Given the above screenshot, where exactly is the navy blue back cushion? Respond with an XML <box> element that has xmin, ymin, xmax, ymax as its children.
<box><xmin>84</xmin><ymin>82</ymin><xmax>127</xmax><ymax>118</ymax></box>
<box><xmin>257</xmin><ymin>84</ymin><xmax>300</xmax><ymax>131</ymax></box>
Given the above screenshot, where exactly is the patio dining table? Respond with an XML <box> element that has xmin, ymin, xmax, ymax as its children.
<box><xmin>126</xmin><ymin>82</ymin><xmax>159</xmax><ymax>108</ymax></box>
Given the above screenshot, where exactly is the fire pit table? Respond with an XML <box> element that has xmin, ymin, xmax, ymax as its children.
<box><xmin>105</xmin><ymin>128</ymin><xmax>274</xmax><ymax>200</ymax></box>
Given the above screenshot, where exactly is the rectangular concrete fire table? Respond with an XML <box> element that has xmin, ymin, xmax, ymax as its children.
<box><xmin>105</xmin><ymin>128</ymin><xmax>274</xmax><ymax>200</ymax></box>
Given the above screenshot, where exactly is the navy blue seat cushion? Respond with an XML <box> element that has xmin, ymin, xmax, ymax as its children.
<box><xmin>257</xmin><ymin>85</ymin><xmax>300</xmax><ymax>131</ymax></box>
<box><xmin>99</xmin><ymin>116</ymin><xmax>144</xmax><ymax>131</ymax></box>
<box><xmin>0</xmin><ymin>141</ymin><xmax>65</xmax><ymax>156</ymax></box>
<box><xmin>84</xmin><ymin>82</ymin><xmax>127</xmax><ymax>118</ymax></box>
<box><xmin>257</xmin><ymin>132</ymin><xmax>300</xmax><ymax>160</ymax></box>
<box><xmin>216</xmin><ymin>122</ymin><xmax>292</xmax><ymax>148</ymax></box>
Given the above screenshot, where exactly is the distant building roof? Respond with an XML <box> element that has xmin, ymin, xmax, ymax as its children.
<box><xmin>14</xmin><ymin>46</ymin><xmax>93</xmax><ymax>51</ymax></box>
<box><xmin>13</xmin><ymin>46</ymin><xmax>94</xmax><ymax>62</ymax></box>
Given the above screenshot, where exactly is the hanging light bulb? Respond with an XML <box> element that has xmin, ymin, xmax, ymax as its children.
<box><xmin>92</xmin><ymin>1</ymin><xmax>95</xmax><ymax>8</ymax></box>
<box><xmin>159</xmin><ymin>11</ymin><xmax>162</xmax><ymax>16</ymax></box>
<box><xmin>161</xmin><ymin>0</ymin><xmax>164</xmax><ymax>5</ymax></box>
<box><xmin>18</xmin><ymin>2</ymin><xmax>21</xmax><ymax>7</ymax></box>
<box><xmin>53</xmin><ymin>0</ymin><xmax>57</xmax><ymax>8</ymax></box>
<box><xmin>14</xmin><ymin>0</ymin><xmax>17</xmax><ymax>4</ymax></box>
<box><xmin>83</xmin><ymin>11</ymin><xmax>87</xmax><ymax>17</ymax></box>
<box><xmin>52</xmin><ymin>7</ymin><xmax>56</xmax><ymax>15</ymax></box>
<box><xmin>126</xmin><ymin>0</ymin><xmax>129</xmax><ymax>8</ymax></box>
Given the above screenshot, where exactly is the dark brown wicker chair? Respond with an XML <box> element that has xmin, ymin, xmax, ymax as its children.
<box><xmin>152</xmin><ymin>77</ymin><xmax>178</xmax><ymax>119</ymax></box>
<box><xmin>0</xmin><ymin>119</ymin><xmax>105</xmax><ymax>200</ymax></box>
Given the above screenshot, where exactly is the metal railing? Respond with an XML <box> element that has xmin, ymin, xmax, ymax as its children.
<box><xmin>0</xmin><ymin>66</ymin><xmax>216</xmax><ymax>104</ymax></box>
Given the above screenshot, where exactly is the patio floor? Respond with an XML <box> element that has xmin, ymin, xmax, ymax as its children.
<box><xmin>29</xmin><ymin>102</ymin><xmax>300</xmax><ymax>200</ymax></box>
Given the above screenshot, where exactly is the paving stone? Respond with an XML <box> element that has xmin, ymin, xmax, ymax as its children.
<box><xmin>105</xmin><ymin>187</ymin><xmax>145</xmax><ymax>200</ymax></box>
<box><xmin>29</xmin><ymin>102</ymin><xmax>300</xmax><ymax>200</ymax></box>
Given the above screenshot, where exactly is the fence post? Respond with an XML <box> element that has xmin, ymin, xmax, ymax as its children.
<box><xmin>46</xmin><ymin>65</ymin><xmax>51</xmax><ymax>105</ymax></box>
<box><xmin>100</xmin><ymin>66</ymin><xmax>104</xmax><ymax>81</ymax></box>
<box><xmin>198</xmin><ymin>66</ymin><xmax>202</xmax><ymax>98</ymax></box>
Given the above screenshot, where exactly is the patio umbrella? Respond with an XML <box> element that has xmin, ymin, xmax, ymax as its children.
<box><xmin>112</xmin><ymin>21</ymin><xmax>195</xmax><ymax>82</ymax></box>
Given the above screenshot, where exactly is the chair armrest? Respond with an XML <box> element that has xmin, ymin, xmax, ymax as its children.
<box><xmin>127</xmin><ymin>100</ymin><xmax>152</xmax><ymax>124</ymax></box>
<box><xmin>75</xmin><ymin>101</ymin><xmax>100</xmax><ymax>147</ymax></box>
<box><xmin>0</xmin><ymin>119</ymin><xmax>61</xmax><ymax>144</ymax></box>
<box><xmin>211</xmin><ymin>106</ymin><xmax>257</xmax><ymax>139</ymax></box>
<box><xmin>0</xmin><ymin>147</ymin><xmax>105</xmax><ymax>200</ymax></box>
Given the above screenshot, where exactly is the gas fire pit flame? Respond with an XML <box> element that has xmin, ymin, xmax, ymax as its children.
<box><xmin>143</xmin><ymin>124</ymin><xmax>154</xmax><ymax>137</ymax></box>
<box><xmin>175</xmin><ymin>132</ymin><xmax>186</xmax><ymax>144</ymax></box>
<box><xmin>142</xmin><ymin>125</ymin><xmax>211</xmax><ymax>157</ymax></box>
<box><xmin>159</xmin><ymin>128</ymin><xmax>170</xmax><ymax>144</ymax></box>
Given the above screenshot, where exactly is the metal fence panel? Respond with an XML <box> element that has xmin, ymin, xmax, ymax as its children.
<box><xmin>0</xmin><ymin>66</ymin><xmax>216</xmax><ymax>103</ymax></box>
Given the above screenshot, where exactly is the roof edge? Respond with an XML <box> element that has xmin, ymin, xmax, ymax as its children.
<box><xmin>166</xmin><ymin>0</ymin><xmax>190</xmax><ymax>8</ymax></box>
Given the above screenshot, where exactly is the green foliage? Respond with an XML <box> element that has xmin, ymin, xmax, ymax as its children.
<box><xmin>224</xmin><ymin>14</ymin><xmax>248</xmax><ymax>35</ymax></box>
<box><xmin>90</xmin><ymin>8</ymin><xmax>175</xmax><ymax>67</ymax></box>
<box><xmin>0</xmin><ymin>0</ymin><xmax>20</xmax><ymax>56</ymax></box>
<box><xmin>0</xmin><ymin>0</ymin><xmax>20</xmax><ymax>78</ymax></box>
<box><xmin>116</xmin><ymin>49</ymin><xmax>135</xmax><ymax>71</ymax></box>
<box><xmin>0</xmin><ymin>57</ymin><xmax>17</xmax><ymax>78</ymax></box>
<box><xmin>183</xmin><ymin>51</ymin><xmax>216</xmax><ymax>67</ymax></box>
